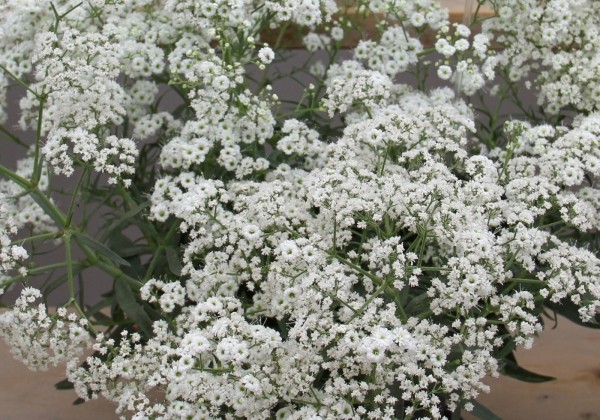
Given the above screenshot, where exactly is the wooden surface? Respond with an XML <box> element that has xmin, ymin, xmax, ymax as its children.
<box><xmin>0</xmin><ymin>344</ymin><xmax>118</xmax><ymax>420</ymax></box>
<box><xmin>1</xmin><ymin>315</ymin><xmax>600</xmax><ymax>419</ymax></box>
<box><xmin>469</xmin><ymin>315</ymin><xmax>600</xmax><ymax>419</ymax></box>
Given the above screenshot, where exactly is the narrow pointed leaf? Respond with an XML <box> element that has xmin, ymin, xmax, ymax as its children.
<box><xmin>501</xmin><ymin>355</ymin><xmax>555</xmax><ymax>383</ymax></box>
<box><xmin>471</xmin><ymin>400</ymin><xmax>501</xmax><ymax>420</ymax></box>
<box><xmin>55</xmin><ymin>378</ymin><xmax>74</xmax><ymax>390</ymax></box>
<box><xmin>545</xmin><ymin>300</ymin><xmax>600</xmax><ymax>329</ymax></box>
<box><xmin>114</xmin><ymin>277</ymin><xmax>153</xmax><ymax>337</ymax></box>
<box><xmin>98</xmin><ymin>202</ymin><xmax>148</xmax><ymax>242</ymax></box>
<box><xmin>165</xmin><ymin>246</ymin><xmax>182</xmax><ymax>276</ymax></box>
<box><xmin>73</xmin><ymin>232</ymin><xmax>130</xmax><ymax>267</ymax></box>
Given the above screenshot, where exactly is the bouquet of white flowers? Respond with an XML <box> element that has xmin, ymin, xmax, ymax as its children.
<box><xmin>0</xmin><ymin>0</ymin><xmax>599</xmax><ymax>418</ymax></box>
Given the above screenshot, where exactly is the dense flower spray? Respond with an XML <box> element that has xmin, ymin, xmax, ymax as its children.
<box><xmin>0</xmin><ymin>0</ymin><xmax>599</xmax><ymax>419</ymax></box>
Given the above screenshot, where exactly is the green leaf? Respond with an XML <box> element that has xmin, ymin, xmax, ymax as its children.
<box><xmin>403</xmin><ymin>291</ymin><xmax>429</xmax><ymax>314</ymax></box>
<box><xmin>98</xmin><ymin>202</ymin><xmax>149</xmax><ymax>243</ymax></box>
<box><xmin>54</xmin><ymin>378</ymin><xmax>74</xmax><ymax>390</ymax></box>
<box><xmin>501</xmin><ymin>353</ymin><xmax>555</xmax><ymax>383</ymax></box>
<box><xmin>495</xmin><ymin>341</ymin><xmax>516</xmax><ymax>360</ymax></box>
<box><xmin>72</xmin><ymin>398</ymin><xmax>86</xmax><ymax>406</ymax></box>
<box><xmin>120</xmin><ymin>245</ymin><xmax>152</xmax><ymax>258</ymax></box>
<box><xmin>121</xmin><ymin>258</ymin><xmax>144</xmax><ymax>281</ymax></box>
<box><xmin>73</xmin><ymin>232</ymin><xmax>131</xmax><ymax>267</ymax></box>
<box><xmin>470</xmin><ymin>400</ymin><xmax>502</xmax><ymax>420</ymax></box>
<box><xmin>114</xmin><ymin>277</ymin><xmax>153</xmax><ymax>337</ymax></box>
<box><xmin>105</xmin><ymin>231</ymin><xmax>149</xmax><ymax>259</ymax></box>
<box><xmin>103</xmin><ymin>232</ymin><xmax>145</xmax><ymax>278</ymax></box>
<box><xmin>165</xmin><ymin>246</ymin><xmax>182</xmax><ymax>276</ymax></box>
<box><xmin>86</xmin><ymin>295</ymin><xmax>116</xmax><ymax>320</ymax></box>
<box><xmin>545</xmin><ymin>300</ymin><xmax>600</xmax><ymax>329</ymax></box>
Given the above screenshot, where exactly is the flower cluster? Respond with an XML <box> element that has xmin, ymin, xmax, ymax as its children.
<box><xmin>434</xmin><ymin>23</ymin><xmax>496</xmax><ymax>95</ymax></box>
<box><xmin>0</xmin><ymin>288</ymin><xmax>91</xmax><ymax>370</ymax></box>
<box><xmin>323</xmin><ymin>61</ymin><xmax>393</xmax><ymax>117</ymax></box>
<box><xmin>68</xmin><ymin>89</ymin><xmax>600</xmax><ymax>418</ymax></box>
<box><xmin>0</xmin><ymin>1</ymin><xmax>599</xmax><ymax>419</ymax></box>
<box><xmin>0</xmin><ymin>157</ymin><xmax>55</xmax><ymax>235</ymax></box>
<box><xmin>355</xmin><ymin>0</ymin><xmax>447</xmax><ymax>79</ymax></box>
<box><xmin>483</xmin><ymin>0</ymin><xmax>600</xmax><ymax>113</ymax></box>
<box><xmin>0</xmin><ymin>194</ymin><xmax>27</xmax><ymax>284</ymax></box>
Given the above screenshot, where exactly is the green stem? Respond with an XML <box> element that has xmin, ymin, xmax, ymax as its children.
<box><xmin>65</xmin><ymin>233</ymin><xmax>76</xmax><ymax>301</ymax></box>
<box><xmin>274</xmin><ymin>21</ymin><xmax>291</xmax><ymax>50</ymax></box>
<box><xmin>65</xmin><ymin>168</ymin><xmax>89</xmax><ymax>228</ymax></box>
<box><xmin>143</xmin><ymin>246</ymin><xmax>164</xmax><ymax>282</ymax></box>
<box><xmin>75</xmin><ymin>241</ymin><xmax>142</xmax><ymax>291</ymax></box>
<box><xmin>350</xmin><ymin>278</ymin><xmax>389</xmax><ymax>321</ymax></box>
<box><xmin>0</xmin><ymin>162</ymin><xmax>32</xmax><ymax>190</ymax></box>
<box><xmin>143</xmin><ymin>223</ymin><xmax>180</xmax><ymax>281</ymax></box>
<box><xmin>0</xmin><ymin>125</ymin><xmax>28</xmax><ymax>148</ymax></box>
<box><xmin>72</xmin><ymin>299</ymin><xmax>97</xmax><ymax>335</ymax></box>
<box><xmin>12</xmin><ymin>230</ymin><xmax>62</xmax><ymax>245</ymax></box>
<box><xmin>32</xmin><ymin>91</ymin><xmax>46</xmax><ymax>185</ymax></box>
<box><xmin>331</xmin><ymin>253</ymin><xmax>408</xmax><ymax>321</ymax></box>
<box><xmin>31</xmin><ymin>187</ymin><xmax>68</xmax><ymax>226</ymax></box>
<box><xmin>537</xmin><ymin>220</ymin><xmax>564</xmax><ymax>230</ymax></box>
<box><xmin>416</xmin><ymin>47</ymin><xmax>436</xmax><ymax>57</ymax></box>
<box><xmin>332</xmin><ymin>253</ymin><xmax>383</xmax><ymax>287</ymax></box>
<box><xmin>0</xmin><ymin>162</ymin><xmax>65</xmax><ymax>227</ymax></box>
<box><xmin>1</xmin><ymin>163</ymin><xmax>142</xmax><ymax>291</ymax></box>
<box><xmin>119</xmin><ymin>186</ymin><xmax>159</xmax><ymax>238</ymax></box>
<box><xmin>0</xmin><ymin>62</ymin><xmax>40</xmax><ymax>98</ymax></box>
<box><xmin>0</xmin><ymin>262</ymin><xmax>81</xmax><ymax>289</ymax></box>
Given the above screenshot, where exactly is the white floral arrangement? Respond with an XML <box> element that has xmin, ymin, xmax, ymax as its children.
<box><xmin>0</xmin><ymin>0</ymin><xmax>599</xmax><ymax>418</ymax></box>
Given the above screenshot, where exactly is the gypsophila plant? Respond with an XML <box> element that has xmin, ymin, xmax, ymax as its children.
<box><xmin>0</xmin><ymin>0</ymin><xmax>599</xmax><ymax>418</ymax></box>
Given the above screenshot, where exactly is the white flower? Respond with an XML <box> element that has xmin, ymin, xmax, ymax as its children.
<box><xmin>257</xmin><ymin>46</ymin><xmax>275</xmax><ymax>64</ymax></box>
<box><xmin>330</xmin><ymin>26</ymin><xmax>344</xmax><ymax>41</ymax></box>
<box><xmin>437</xmin><ymin>65</ymin><xmax>453</xmax><ymax>80</ymax></box>
<box><xmin>456</xmin><ymin>24</ymin><xmax>471</xmax><ymax>38</ymax></box>
<box><xmin>215</xmin><ymin>337</ymin><xmax>249</xmax><ymax>362</ymax></box>
<box><xmin>410</xmin><ymin>13</ymin><xmax>425</xmax><ymax>27</ymax></box>
<box><xmin>359</xmin><ymin>336</ymin><xmax>388</xmax><ymax>363</ymax></box>
<box><xmin>454</xmin><ymin>38</ymin><xmax>470</xmax><ymax>51</ymax></box>
<box><xmin>10</xmin><ymin>246</ymin><xmax>27</xmax><ymax>261</ymax></box>
<box><xmin>279</xmin><ymin>240</ymin><xmax>300</xmax><ymax>261</ymax></box>
<box><xmin>435</xmin><ymin>38</ymin><xmax>456</xmax><ymax>57</ymax></box>
<box><xmin>241</xmin><ymin>224</ymin><xmax>262</xmax><ymax>241</ymax></box>
<box><xmin>181</xmin><ymin>332</ymin><xmax>211</xmax><ymax>354</ymax></box>
<box><xmin>212</xmin><ymin>75</ymin><xmax>231</xmax><ymax>91</ymax></box>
